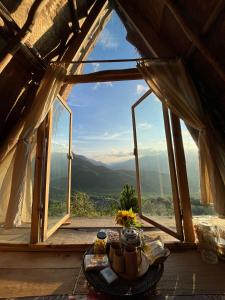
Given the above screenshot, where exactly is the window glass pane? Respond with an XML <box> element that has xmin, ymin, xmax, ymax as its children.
<box><xmin>48</xmin><ymin>99</ymin><xmax>70</xmax><ymax>230</ymax></box>
<box><xmin>135</xmin><ymin>94</ymin><xmax>176</xmax><ymax>232</ymax></box>
<box><xmin>180</xmin><ymin>121</ymin><xmax>215</xmax><ymax>218</ymax></box>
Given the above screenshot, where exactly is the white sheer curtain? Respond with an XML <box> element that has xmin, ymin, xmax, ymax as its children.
<box><xmin>0</xmin><ymin>64</ymin><xmax>66</xmax><ymax>227</ymax></box>
<box><xmin>138</xmin><ymin>59</ymin><xmax>225</xmax><ymax>216</ymax></box>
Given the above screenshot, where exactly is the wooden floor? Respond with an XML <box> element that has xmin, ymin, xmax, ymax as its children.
<box><xmin>0</xmin><ymin>249</ymin><xmax>225</xmax><ymax>298</ymax></box>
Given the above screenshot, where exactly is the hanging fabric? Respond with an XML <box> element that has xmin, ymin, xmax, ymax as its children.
<box><xmin>138</xmin><ymin>59</ymin><xmax>225</xmax><ymax>216</ymax></box>
<box><xmin>0</xmin><ymin>64</ymin><xmax>66</xmax><ymax>227</ymax></box>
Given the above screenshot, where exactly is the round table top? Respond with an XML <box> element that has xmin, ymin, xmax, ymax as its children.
<box><xmin>82</xmin><ymin>247</ymin><xmax>164</xmax><ymax>297</ymax></box>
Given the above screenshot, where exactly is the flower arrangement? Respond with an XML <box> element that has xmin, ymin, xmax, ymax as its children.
<box><xmin>115</xmin><ymin>208</ymin><xmax>137</xmax><ymax>228</ymax></box>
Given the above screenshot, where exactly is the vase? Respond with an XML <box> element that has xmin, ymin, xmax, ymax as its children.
<box><xmin>124</xmin><ymin>246</ymin><xmax>138</xmax><ymax>279</ymax></box>
<box><xmin>112</xmin><ymin>246</ymin><xmax>125</xmax><ymax>273</ymax></box>
<box><xmin>109</xmin><ymin>241</ymin><xmax>120</xmax><ymax>262</ymax></box>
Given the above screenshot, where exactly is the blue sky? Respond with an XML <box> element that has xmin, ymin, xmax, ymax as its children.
<box><xmin>67</xmin><ymin>11</ymin><xmax>197</xmax><ymax>164</ymax></box>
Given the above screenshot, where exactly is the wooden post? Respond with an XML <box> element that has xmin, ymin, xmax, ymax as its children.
<box><xmin>170</xmin><ymin>112</ymin><xmax>195</xmax><ymax>242</ymax></box>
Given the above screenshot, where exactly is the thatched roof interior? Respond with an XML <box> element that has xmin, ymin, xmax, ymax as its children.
<box><xmin>0</xmin><ymin>0</ymin><xmax>225</xmax><ymax>143</ymax></box>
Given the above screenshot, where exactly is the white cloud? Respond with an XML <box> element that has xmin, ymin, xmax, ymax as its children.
<box><xmin>69</xmin><ymin>103</ymin><xmax>87</xmax><ymax>108</ymax></box>
<box><xmin>93</xmin><ymin>81</ymin><xmax>113</xmax><ymax>90</ymax></box>
<box><xmin>78</xmin><ymin>130</ymin><xmax>131</xmax><ymax>141</ymax></box>
<box><xmin>98</xmin><ymin>28</ymin><xmax>119</xmax><ymax>49</ymax></box>
<box><xmin>136</xmin><ymin>84</ymin><xmax>149</xmax><ymax>95</ymax></box>
<box><xmin>137</xmin><ymin>122</ymin><xmax>152</xmax><ymax>130</ymax></box>
<box><xmin>92</xmin><ymin>62</ymin><xmax>100</xmax><ymax>72</ymax></box>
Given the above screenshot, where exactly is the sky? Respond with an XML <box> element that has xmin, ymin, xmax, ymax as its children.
<box><xmin>67</xmin><ymin>11</ymin><xmax>197</xmax><ymax>164</ymax></box>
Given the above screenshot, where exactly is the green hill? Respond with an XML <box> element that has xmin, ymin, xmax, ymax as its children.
<box><xmin>71</xmin><ymin>154</ymin><xmax>171</xmax><ymax>195</ymax></box>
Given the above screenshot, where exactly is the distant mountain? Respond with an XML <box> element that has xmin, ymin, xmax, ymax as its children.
<box><xmin>109</xmin><ymin>151</ymin><xmax>200</xmax><ymax>195</ymax></box>
<box><xmin>73</xmin><ymin>154</ymin><xmax>107</xmax><ymax>167</ymax></box>
<box><xmin>70</xmin><ymin>154</ymin><xmax>172</xmax><ymax>194</ymax></box>
<box><xmin>49</xmin><ymin>151</ymin><xmax>199</xmax><ymax>198</ymax></box>
<box><xmin>109</xmin><ymin>153</ymin><xmax>170</xmax><ymax>173</ymax></box>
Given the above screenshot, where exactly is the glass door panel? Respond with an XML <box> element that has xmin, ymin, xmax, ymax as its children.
<box><xmin>42</xmin><ymin>96</ymin><xmax>72</xmax><ymax>241</ymax></box>
<box><xmin>132</xmin><ymin>92</ymin><xmax>183</xmax><ymax>239</ymax></box>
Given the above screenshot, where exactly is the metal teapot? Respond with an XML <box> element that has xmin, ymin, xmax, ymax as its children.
<box><xmin>121</xmin><ymin>227</ymin><xmax>140</xmax><ymax>247</ymax></box>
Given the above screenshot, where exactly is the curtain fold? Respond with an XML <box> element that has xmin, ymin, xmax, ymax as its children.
<box><xmin>138</xmin><ymin>59</ymin><xmax>225</xmax><ymax>216</ymax></box>
<box><xmin>0</xmin><ymin>64</ymin><xmax>66</xmax><ymax>227</ymax></box>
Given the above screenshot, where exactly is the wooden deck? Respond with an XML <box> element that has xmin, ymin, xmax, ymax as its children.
<box><xmin>0</xmin><ymin>249</ymin><xmax>225</xmax><ymax>298</ymax></box>
<box><xmin>0</xmin><ymin>215</ymin><xmax>224</xmax><ymax>249</ymax></box>
<box><xmin>0</xmin><ymin>216</ymin><xmax>178</xmax><ymax>246</ymax></box>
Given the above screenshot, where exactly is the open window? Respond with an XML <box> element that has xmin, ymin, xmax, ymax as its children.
<box><xmin>132</xmin><ymin>91</ymin><xmax>183</xmax><ymax>240</ymax></box>
<box><xmin>41</xmin><ymin>96</ymin><xmax>72</xmax><ymax>241</ymax></box>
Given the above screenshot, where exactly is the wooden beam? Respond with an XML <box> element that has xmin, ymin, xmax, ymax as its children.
<box><xmin>115</xmin><ymin>0</ymin><xmax>173</xmax><ymax>58</ymax></box>
<box><xmin>0</xmin><ymin>0</ymin><xmax>49</xmax><ymax>74</ymax></box>
<box><xmin>170</xmin><ymin>112</ymin><xmax>195</xmax><ymax>243</ymax></box>
<box><xmin>186</xmin><ymin>0</ymin><xmax>225</xmax><ymax>58</ymax></box>
<box><xmin>164</xmin><ymin>0</ymin><xmax>225</xmax><ymax>83</ymax></box>
<box><xmin>0</xmin><ymin>241</ymin><xmax>196</xmax><ymax>252</ymax></box>
<box><xmin>65</xmin><ymin>68</ymin><xmax>143</xmax><ymax>83</ymax></box>
<box><xmin>60</xmin><ymin>0</ymin><xmax>110</xmax><ymax>97</ymax></box>
<box><xmin>68</xmin><ymin>0</ymin><xmax>80</xmax><ymax>34</ymax></box>
<box><xmin>200</xmin><ymin>1</ymin><xmax>225</xmax><ymax>35</ymax></box>
<box><xmin>61</xmin><ymin>0</ymin><xmax>108</xmax><ymax>63</ymax></box>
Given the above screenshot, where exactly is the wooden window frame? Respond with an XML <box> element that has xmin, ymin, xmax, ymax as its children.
<box><xmin>30</xmin><ymin>95</ymin><xmax>72</xmax><ymax>242</ymax></box>
<box><xmin>43</xmin><ymin>95</ymin><xmax>72</xmax><ymax>241</ymax></box>
<box><xmin>131</xmin><ymin>90</ymin><xmax>184</xmax><ymax>240</ymax></box>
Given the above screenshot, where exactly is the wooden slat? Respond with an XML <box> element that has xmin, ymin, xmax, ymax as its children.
<box><xmin>0</xmin><ymin>268</ymin><xmax>78</xmax><ymax>298</ymax></box>
<box><xmin>159</xmin><ymin>250</ymin><xmax>225</xmax><ymax>295</ymax></box>
<box><xmin>0</xmin><ymin>252</ymin><xmax>82</xmax><ymax>269</ymax></box>
<box><xmin>170</xmin><ymin>113</ymin><xmax>195</xmax><ymax>242</ymax></box>
<box><xmin>65</xmin><ymin>68</ymin><xmax>143</xmax><ymax>83</ymax></box>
